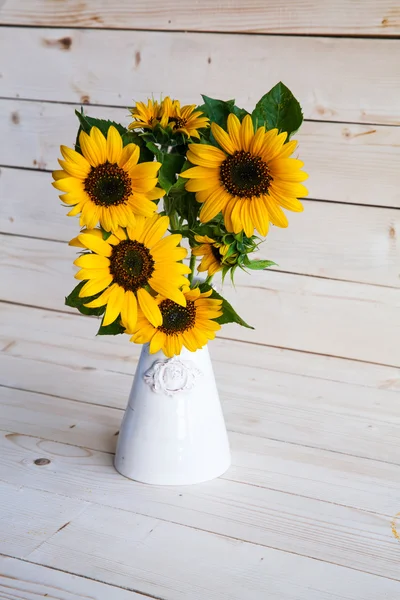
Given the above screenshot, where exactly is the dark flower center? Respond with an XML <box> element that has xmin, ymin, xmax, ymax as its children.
<box><xmin>173</xmin><ymin>117</ymin><xmax>187</xmax><ymax>129</ymax></box>
<box><xmin>158</xmin><ymin>299</ymin><xmax>196</xmax><ymax>334</ymax></box>
<box><xmin>84</xmin><ymin>162</ymin><xmax>132</xmax><ymax>206</ymax></box>
<box><xmin>110</xmin><ymin>240</ymin><xmax>155</xmax><ymax>292</ymax></box>
<box><xmin>220</xmin><ymin>151</ymin><xmax>272</xmax><ymax>198</ymax></box>
<box><xmin>211</xmin><ymin>245</ymin><xmax>222</xmax><ymax>263</ymax></box>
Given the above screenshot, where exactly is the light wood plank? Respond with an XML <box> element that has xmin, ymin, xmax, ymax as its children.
<box><xmin>2</xmin><ymin>386</ymin><xmax>400</xmax><ymax>518</ymax></box>
<box><xmin>2</xmin><ymin>302</ymin><xmax>398</xmax><ymax>391</ymax></box>
<box><xmin>27</xmin><ymin>493</ymin><xmax>400</xmax><ymax>597</ymax></box>
<box><xmin>1</xmin><ymin>304</ymin><xmax>400</xmax><ymax>463</ymax></box>
<box><xmin>0</xmin><ymin>28</ymin><xmax>399</xmax><ymax>124</ymax></box>
<box><xmin>1</xmin><ymin>235</ymin><xmax>399</xmax><ymax>364</ymax></box>
<box><xmin>1</xmin><ymin>473</ymin><xmax>398</xmax><ymax>598</ymax></box>
<box><xmin>2</xmin><ymin>168</ymin><xmax>399</xmax><ymax>287</ymax></box>
<box><xmin>2</xmin><ymin>99</ymin><xmax>400</xmax><ymax>208</ymax></box>
<box><xmin>1</xmin><ymin>0</ymin><xmax>399</xmax><ymax>35</ymax></box>
<box><xmin>0</xmin><ymin>480</ymin><xmax>88</xmax><ymax>558</ymax></box>
<box><xmin>1</xmin><ymin>430</ymin><xmax>400</xmax><ymax>584</ymax></box>
<box><xmin>0</xmin><ymin>556</ymin><xmax>146</xmax><ymax>600</ymax></box>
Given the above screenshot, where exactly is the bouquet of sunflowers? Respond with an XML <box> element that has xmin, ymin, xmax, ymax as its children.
<box><xmin>52</xmin><ymin>83</ymin><xmax>307</xmax><ymax>358</ymax></box>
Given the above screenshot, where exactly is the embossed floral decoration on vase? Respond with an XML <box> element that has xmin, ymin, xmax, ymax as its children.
<box><xmin>53</xmin><ymin>83</ymin><xmax>307</xmax><ymax>485</ymax></box>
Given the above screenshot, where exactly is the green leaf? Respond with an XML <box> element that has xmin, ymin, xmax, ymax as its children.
<box><xmin>97</xmin><ymin>316</ymin><xmax>125</xmax><ymax>336</ymax></box>
<box><xmin>232</xmin><ymin>105</ymin><xmax>249</xmax><ymax>121</ymax></box>
<box><xmin>156</xmin><ymin>151</ymin><xmax>185</xmax><ymax>193</ymax></box>
<box><xmin>200</xmin><ymin>96</ymin><xmax>235</xmax><ymax>128</ymax></box>
<box><xmin>252</xmin><ymin>82</ymin><xmax>303</xmax><ymax>137</ymax></box>
<box><xmin>75</xmin><ymin>109</ymin><xmax>126</xmax><ymax>137</ymax></box>
<box><xmin>246</xmin><ymin>259</ymin><xmax>277</xmax><ymax>270</ymax></box>
<box><xmin>65</xmin><ymin>281</ymin><xmax>105</xmax><ymax>317</ymax></box>
<box><xmin>199</xmin><ymin>283</ymin><xmax>254</xmax><ymax>329</ymax></box>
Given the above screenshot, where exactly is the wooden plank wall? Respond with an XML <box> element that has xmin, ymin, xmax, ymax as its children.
<box><xmin>1</xmin><ymin>3</ymin><xmax>400</xmax><ymax>596</ymax></box>
<box><xmin>0</xmin><ymin>2</ymin><xmax>399</xmax><ymax>367</ymax></box>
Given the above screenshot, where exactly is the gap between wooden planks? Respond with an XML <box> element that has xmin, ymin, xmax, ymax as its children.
<box><xmin>1</xmin><ymin>425</ymin><xmax>400</xmax><ymax>583</ymax></box>
<box><xmin>1</xmin><ymin>167</ymin><xmax>400</xmax><ymax>287</ymax></box>
<box><xmin>0</xmin><ymin>556</ymin><xmax>148</xmax><ymax>600</ymax></box>
<box><xmin>1</xmin><ymin>383</ymin><xmax>400</xmax><ymax>515</ymax></box>
<box><xmin>2</xmin><ymin>483</ymin><xmax>400</xmax><ymax>600</ymax></box>
<box><xmin>1</xmin><ymin>0</ymin><xmax>399</xmax><ymax>36</ymax></box>
<box><xmin>1</xmin><ymin>235</ymin><xmax>399</xmax><ymax>365</ymax></box>
<box><xmin>1</xmin><ymin>302</ymin><xmax>399</xmax><ymax>464</ymax></box>
<box><xmin>0</xmin><ymin>28</ymin><xmax>399</xmax><ymax>125</ymax></box>
<box><xmin>2</xmin><ymin>99</ymin><xmax>400</xmax><ymax>208</ymax></box>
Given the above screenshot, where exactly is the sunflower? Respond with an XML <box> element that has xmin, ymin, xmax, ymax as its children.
<box><xmin>128</xmin><ymin>98</ymin><xmax>161</xmax><ymax>130</ymax></box>
<box><xmin>192</xmin><ymin>235</ymin><xmax>228</xmax><ymax>276</ymax></box>
<box><xmin>70</xmin><ymin>214</ymin><xmax>190</xmax><ymax>330</ymax></box>
<box><xmin>52</xmin><ymin>126</ymin><xmax>164</xmax><ymax>233</ymax></box>
<box><xmin>170</xmin><ymin>101</ymin><xmax>209</xmax><ymax>139</ymax></box>
<box><xmin>130</xmin><ymin>286</ymin><xmax>223</xmax><ymax>357</ymax></box>
<box><xmin>181</xmin><ymin>114</ymin><xmax>308</xmax><ymax>237</ymax></box>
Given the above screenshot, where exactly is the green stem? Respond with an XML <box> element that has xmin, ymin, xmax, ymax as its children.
<box><xmin>205</xmin><ymin>274</ymin><xmax>214</xmax><ymax>286</ymax></box>
<box><xmin>169</xmin><ymin>209</ymin><xmax>179</xmax><ymax>231</ymax></box>
<box><xmin>188</xmin><ymin>253</ymin><xmax>196</xmax><ymax>284</ymax></box>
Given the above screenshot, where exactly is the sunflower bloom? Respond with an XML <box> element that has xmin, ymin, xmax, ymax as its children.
<box><xmin>171</xmin><ymin>101</ymin><xmax>209</xmax><ymax>139</ymax></box>
<box><xmin>129</xmin><ymin>99</ymin><xmax>161</xmax><ymax>130</ymax></box>
<box><xmin>181</xmin><ymin>114</ymin><xmax>308</xmax><ymax>237</ymax></box>
<box><xmin>70</xmin><ymin>215</ymin><xmax>190</xmax><ymax>331</ymax></box>
<box><xmin>192</xmin><ymin>235</ymin><xmax>228</xmax><ymax>276</ymax></box>
<box><xmin>52</xmin><ymin>126</ymin><xmax>164</xmax><ymax>233</ymax></box>
<box><xmin>130</xmin><ymin>286</ymin><xmax>223</xmax><ymax>357</ymax></box>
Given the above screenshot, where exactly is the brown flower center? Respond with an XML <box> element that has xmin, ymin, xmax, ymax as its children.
<box><xmin>110</xmin><ymin>240</ymin><xmax>155</xmax><ymax>292</ymax></box>
<box><xmin>211</xmin><ymin>245</ymin><xmax>222</xmax><ymax>263</ymax></box>
<box><xmin>84</xmin><ymin>162</ymin><xmax>132</xmax><ymax>207</ymax></box>
<box><xmin>220</xmin><ymin>151</ymin><xmax>272</xmax><ymax>198</ymax></box>
<box><xmin>158</xmin><ymin>299</ymin><xmax>196</xmax><ymax>334</ymax></box>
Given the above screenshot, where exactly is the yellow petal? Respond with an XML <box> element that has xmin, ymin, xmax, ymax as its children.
<box><xmin>278</xmin><ymin>140</ymin><xmax>297</xmax><ymax>159</ymax></box>
<box><xmin>149</xmin><ymin>279</ymin><xmax>187</xmax><ymax>307</ymax></box>
<box><xmin>137</xmin><ymin>288</ymin><xmax>163</xmax><ymax>327</ymax></box>
<box><xmin>78</xmin><ymin>276</ymin><xmax>113</xmax><ymax>298</ymax></box>
<box><xmin>180</xmin><ymin>166</ymin><xmax>220</xmax><ymax>179</ymax></box>
<box><xmin>143</xmin><ymin>215</ymin><xmax>169</xmax><ymax>247</ymax></box>
<box><xmin>106</xmin><ymin>126</ymin><xmax>123</xmax><ymax>163</ymax></box>
<box><xmin>74</xmin><ymin>254</ymin><xmax>110</xmax><ymax>269</ymax></box>
<box><xmin>241</xmin><ymin>199</ymin><xmax>254</xmax><ymax>237</ymax></box>
<box><xmin>240</xmin><ymin>115</ymin><xmax>254</xmax><ymax>152</ymax></box>
<box><xmin>186</xmin><ymin>150</ymin><xmax>224</xmax><ymax>168</ymax></box>
<box><xmin>250</xmin><ymin>197</ymin><xmax>269</xmax><ymax>237</ymax></box>
<box><xmin>199</xmin><ymin>187</ymin><xmax>230</xmax><ymax>222</ymax></box>
<box><xmin>74</xmin><ymin>267</ymin><xmax>109</xmax><ymax>280</ymax></box>
<box><xmin>211</xmin><ymin>123</ymin><xmax>236</xmax><ymax>155</ymax></box>
<box><xmin>103</xmin><ymin>285</ymin><xmax>125</xmax><ymax>326</ymax></box>
<box><xmin>129</xmin><ymin>161</ymin><xmax>161</xmax><ymax>180</ymax></box>
<box><xmin>187</xmin><ymin>143</ymin><xmax>226</xmax><ymax>161</ymax></box>
<box><xmin>78</xmin><ymin>233</ymin><xmax>112</xmax><ymax>257</ymax></box>
<box><xmin>90</xmin><ymin>127</ymin><xmax>107</xmax><ymax>164</ymax></box>
<box><xmin>149</xmin><ymin>330</ymin><xmax>166</xmax><ymax>354</ymax></box>
<box><xmin>120</xmin><ymin>290</ymin><xmax>138</xmax><ymax>332</ymax></box>
<box><xmin>185</xmin><ymin>178</ymin><xmax>219</xmax><ymax>193</ymax></box>
<box><xmin>227</xmin><ymin>113</ymin><xmax>242</xmax><ymax>151</ymax></box>
<box><xmin>250</xmin><ymin>126</ymin><xmax>266</xmax><ymax>156</ymax></box>
<box><xmin>79</xmin><ymin>130</ymin><xmax>103</xmax><ymax>167</ymax></box>
<box><xmin>118</xmin><ymin>143</ymin><xmax>140</xmax><ymax>170</ymax></box>
<box><xmin>84</xmin><ymin>283</ymin><xmax>116</xmax><ymax>308</ymax></box>
<box><xmin>52</xmin><ymin>169</ymin><xmax>69</xmax><ymax>181</ymax></box>
<box><xmin>263</xmin><ymin>196</ymin><xmax>289</xmax><ymax>228</ymax></box>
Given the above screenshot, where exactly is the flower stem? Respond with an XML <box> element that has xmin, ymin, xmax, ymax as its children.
<box><xmin>188</xmin><ymin>253</ymin><xmax>196</xmax><ymax>284</ymax></box>
<box><xmin>169</xmin><ymin>209</ymin><xmax>179</xmax><ymax>232</ymax></box>
<box><xmin>205</xmin><ymin>274</ymin><xmax>214</xmax><ymax>286</ymax></box>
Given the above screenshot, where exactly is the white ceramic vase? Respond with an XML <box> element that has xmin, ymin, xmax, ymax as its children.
<box><xmin>114</xmin><ymin>343</ymin><xmax>231</xmax><ymax>485</ymax></box>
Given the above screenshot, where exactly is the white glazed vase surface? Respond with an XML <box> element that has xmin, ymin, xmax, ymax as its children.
<box><xmin>114</xmin><ymin>343</ymin><xmax>231</xmax><ymax>485</ymax></box>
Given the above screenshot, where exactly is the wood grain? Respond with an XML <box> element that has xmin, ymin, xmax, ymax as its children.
<box><xmin>0</xmin><ymin>480</ymin><xmax>87</xmax><ymax>558</ymax></box>
<box><xmin>0</xmin><ymin>556</ymin><xmax>147</xmax><ymax>599</ymax></box>
<box><xmin>2</xmin><ymin>472</ymin><xmax>400</xmax><ymax>598</ymax></box>
<box><xmin>0</xmin><ymin>28</ymin><xmax>399</xmax><ymax>124</ymax></box>
<box><xmin>1</xmin><ymin>430</ymin><xmax>400</xmax><ymax>584</ymax></box>
<box><xmin>2</xmin><ymin>168</ymin><xmax>399</xmax><ymax>288</ymax></box>
<box><xmin>2</xmin><ymin>99</ymin><xmax>400</xmax><ymax>207</ymax></box>
<box><xmin>2</xmin><ymin>386</ymin><xmax>400</xmax><ymax>517</ymax></box>
<box><xmin>1</xmin><ymin>304</ymin><xmax>400</xmax><ymax>464</ymax></box>
<box><xmin>2</xmin><ymin>234</ymin><xmax>399</xmax><ymax>365</ymax></box>
<box><xmin>1</xmin><ymin>0</ymin><xmax>399</xmax><ymax>35</ymax></box>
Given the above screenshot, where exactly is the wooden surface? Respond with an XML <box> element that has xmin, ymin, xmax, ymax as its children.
<box><xmin>1</xmin><ymin>0</ymin><xmax>399</xmax><ymax>36</ymax></box>
<box><xmin>1</xmin><ymin>2</ymin><xmax>400</xmax><ymax>598</ymax></box>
